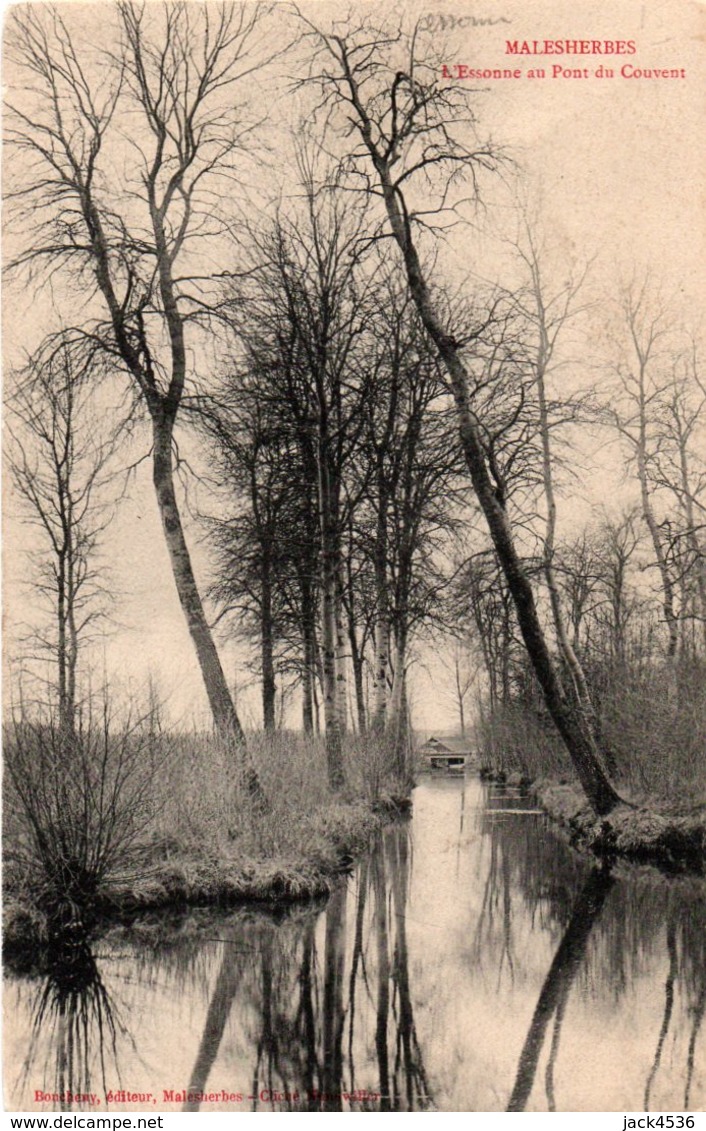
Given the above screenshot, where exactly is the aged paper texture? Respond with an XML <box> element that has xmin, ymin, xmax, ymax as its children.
<box><xmin>3</xmin><ymin>0</ymin><xmax>705</xmax><ymax>1114</ymax></box>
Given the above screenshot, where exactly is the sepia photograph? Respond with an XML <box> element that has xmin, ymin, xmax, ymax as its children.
<box><xmin>2</xmin><ymin>0</ymin><xmax>705</xmax><ymax>1114</ymax></box>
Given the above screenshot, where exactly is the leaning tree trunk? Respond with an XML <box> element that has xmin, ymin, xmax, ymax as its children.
<box><xmin>368</xmin><ymin>159</ymin><xmax>621</xmax><ymax>816</ymax></box>
<box><xmin>152</xmin><ymin>417</ymin><xmax>262</xmax><ymax>799</ymax></box>
<box><xmin>80</xmin><ymin>179</ymin><xmax>264</xmax><ymax>798</ymax></box>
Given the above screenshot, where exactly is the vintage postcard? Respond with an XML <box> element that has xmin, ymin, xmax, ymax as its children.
<box><xmin>3</xmin><ymin>0</ymin><xmax>705</xmax><ymax>1115</ymax></box>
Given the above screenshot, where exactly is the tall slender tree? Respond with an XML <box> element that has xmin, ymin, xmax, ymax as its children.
<box><xmin>216</xmin><ymin>172</ymin><xmax>376</xmax><ymax>787</ymax></box>
<box><xmin>7</xmin><ymin>340</ymin><xmax>114</xmax><ymax>733</ymax></box>
<box><xmin>6</xmin><ymin>4</ymin><xmax>271</xmax><ymax>794</ymax></box>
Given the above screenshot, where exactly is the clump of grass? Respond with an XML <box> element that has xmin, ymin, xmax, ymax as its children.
<box><xmin>100</xmin><ymin>730</ymin><xmax>397</xmax><ymax>913</ymax></box>
<box><xmin>147</xmin><ymin>731</ymin><xmax>250</xmax><ymax>855</ymax></box>
<box><xmin>146</xmin><ymin>729</ymin><xmax>332</xmax><ymax>861</ymax></box>
<box><xmin>343</xmin><ymin>731</ymin><xmax>409</xmax><ymax>803</ymax></box>
<box><xmin>307</xmin><ymin>801</ymin><xmax>381</xmax><ymax>861</ymax></box>
<box><xmin>148</xmin><ymin>729</ymin><xmax>405</xmax><ymax>863</ymax></box>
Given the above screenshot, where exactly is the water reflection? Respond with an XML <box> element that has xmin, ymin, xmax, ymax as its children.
<box><xmin>5</xmin><ymin>779</ymin><xmax>705</xmax><ymax>1112</ymax></box>
<box><xmin>15</xmin><ymin>937</ymin><xmax>124</xmax><ymax>1110</ymax></box>
<box><xmin>183</xmin><ymin>941</ymin><xmax>245</xmax><ymax>1111</ymax></box>
<box><xmin>507</xmin><ymin>867</ymin><xmax>615</xmax><ymax>1111</ymax></box>
<box><xmin>477</xmin><ymin>782</ymin><xmax>706</xmax><ymax>1112</ymax></box>
<box><xmin>178</xmin><ymin>830</ymin><xmax>433</xmax><ymax>1112</ymax></box>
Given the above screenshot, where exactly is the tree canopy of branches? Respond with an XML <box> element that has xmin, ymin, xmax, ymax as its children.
<box><xmin>606</xmin><ymin>281</ymin><xmax>706</xmax><ymax>667</ymax></box>
<box><xmin>203</xmin><ymin>170</ymin><xmax>464</xmax><ymax>784</ymax></box>
<box><xmin>298</xmin><ymin>15</ymin><xmax>622</xmax><ymax>814</ymax></box>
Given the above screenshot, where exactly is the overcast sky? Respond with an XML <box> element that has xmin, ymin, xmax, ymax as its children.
<box><xmin>3</xmin><ymin>0</ymin><xmax>705</xmax><ymax>735</ymax></box>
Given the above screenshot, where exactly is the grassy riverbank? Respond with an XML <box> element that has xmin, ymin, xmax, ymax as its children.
<box><xmin>3</xmin><ymin>725</ymin><xmax>410</xmax><ymax>956</ymax></box>
<box><xmin>529</xmin><ymin>779</ymin><xmax>706</xmax><ymax>875</ymax></box>
<box><xmin>479</xmin><ymin>764</ymin><xmax>706</xmax><ymax>874</ymax></box>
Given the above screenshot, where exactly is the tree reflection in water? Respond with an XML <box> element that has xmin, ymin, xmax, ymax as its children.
<box><xmin>389</xmin><ymin>828</ymin><xmax>433</xmax><ymax>1109</ymax></box>
<box><xmin>685</xmin><ymin>982</ymin><xmax>706</xmax><ymax>1110</ymax></box>
<box><xmin>507</xmin><ymin>867</ymin><xmax>615</xmax><ymax>1111</ymax></box>
<box><xmin>644</xmin><ymin>921</ymin><xmax>678</xmax><ymax>1112</ymax></box>
<box><xmin>176</xmin><ymin>823</ymin><xmax>433</xmax><ymax>1111</ymax></box>
<box><xmin>17</xmin><ymin>936</ymin><xmax>124</xmax><ymax>1110</ymax></box>
<box><xmin>478</xmin><ymin>782</ymin><xmax>706</xmax><ymax>1112</ymax></box>
<box><xmin>176</xmin><ymin>807</ymin><xmax>704</xmax><ymax>1114</ymax></box>
<box><xmin>183</xmin><ymin>941</ymin><xmax>247</xmax><ymax>1111</ymax></box>
<box><xmin>9</xmin><ymin>783</ymin><xmax>704</xmax><ymax>1113</ymax></box>
<box><xmin>507</xmin><ymin>879</ymin><xmax>706</xmax><ymax>1113</ymax></box>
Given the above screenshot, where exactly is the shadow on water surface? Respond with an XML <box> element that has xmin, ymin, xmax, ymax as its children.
<box><xmin>5</xmin><ymin>780</ymin><xmax>705</xmax><ymax>1112</ymax></box>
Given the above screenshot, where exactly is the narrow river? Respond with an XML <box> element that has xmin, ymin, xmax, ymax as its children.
<box><xmin>4</xmin><ymin>777</ymin><xmax>705</xmax><ymax>1112</ymax></box>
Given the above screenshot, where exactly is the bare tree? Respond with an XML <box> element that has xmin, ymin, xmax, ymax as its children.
<box><xmin>6</xmin><ymin>4</ymin><xmax>271</xmax><ymax>794</ymax></box>
<box><xmin>356</xmin><ymin>275</ymin><xmax>462</xmax><ymax>767</ymax></box>
<box><xmin>440</xmin><ymin>638</ymin><xmax>478</xmax><ymax>738</ymax></box>
<box><xmin>554</xmin><ymin>531</ymin><xmax>602</xmax><ymax>655</ymax></box>
<box><xmin>606</xmin><ymin>280</ymin><xmax>680</xmax><ymax>662</ymax></box>
<box><xmin>454</xmin><ymin>552</ymin><xmax>519</xmax><ymax>714</ymax></box>
<box><xmin>593</xmin><ymin>510</ymin><xmax>643</xmax><ymax>666</ymax></box>
<box><xmin>649</xmin><ymin>345</ymin><xmax>706</xmax><ymax>652</ymax></box>
<box><xmin>514</xmin><ymin>224</ymin><xmax>597</xmax><ymax>720</ymax></box>
<box><xmin>205</xmin><ymin>396</ymin><xmax>297</xmax><ymax>732</ymax></box>
<box><xmin>7</xmin><ymin>340</ymin><xmax>114</xmax><ymax>734</ymax></box>
<box><xmin>300</xmin><ymin>15</ymin><xmax>621</xmax><ymax>814</ymax></box>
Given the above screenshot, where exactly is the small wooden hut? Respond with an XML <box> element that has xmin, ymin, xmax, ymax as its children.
<box><xmin>417</xmin><ymin>735</ymin><xmax>476</xmax><ymax>773</ymax></box>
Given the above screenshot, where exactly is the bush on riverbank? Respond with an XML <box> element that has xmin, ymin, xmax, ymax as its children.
<box><xmin>3</xmin><ymin>712</ymin><xmax>158</xmax><ymax>927</ymax></box>
<box><xmin>3</xmin><ymin>715</ymin><xmax>410</xmax><ymax>953</ymax></box>
<box><xmin>474</xmin><ymin>655</ymin><xmax>706</xmax><ymax>871</ymax></box>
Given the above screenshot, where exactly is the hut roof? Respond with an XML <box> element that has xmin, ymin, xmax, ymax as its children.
<box><xmin>418</xmin><ymin>735</ymin><xmax>473</xmax><ymax>755</ymax></box>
